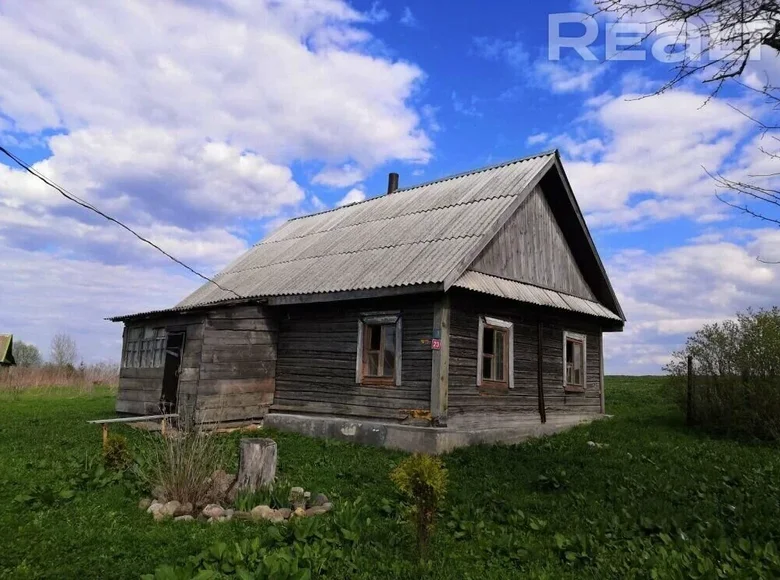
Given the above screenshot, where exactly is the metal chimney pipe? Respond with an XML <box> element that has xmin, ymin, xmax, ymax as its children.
<box><xmin>387</xmin><ymin>172</ymin><xmax>399</xmax><ymax>194</ymax></box>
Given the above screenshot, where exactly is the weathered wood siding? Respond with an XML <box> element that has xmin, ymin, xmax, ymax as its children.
<box><xmin>116</xmin><ymin>313</ymin><xmax>205</xmax><ymax>416</ymax></box>
<box><xmin>471</xmin><ymin>186</ymin><xmax>596</xmax><ymax>301</ymax></box>
<box><xmin>448</xmin><ymin>290</ymin><xmax>603</xmax><ymax>418</ymax></box>
<box><xmin>196</xmin><ymin>304</ymin><xmax>277</xmax><ymax>423</ymax></box>
<box><xmin>272</xmin><ymin>296</ymin><xmax>434</xmax><ymax>421</ymax></box>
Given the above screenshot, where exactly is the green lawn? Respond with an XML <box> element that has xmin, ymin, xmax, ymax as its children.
<box><xmin>2</xmin><ymin>378</ymin><xmax>780</xmax><ymax>579</ymax></box>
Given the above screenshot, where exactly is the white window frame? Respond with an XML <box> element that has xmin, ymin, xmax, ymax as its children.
<box><xmin>563</xmin><ymin>331</ymin><xmax>587</xmax><ymax>391</ymax></box>
<box><xmin>477</xmin><ymin>316</ymin><xmax>514</xmax><ymax>389</ymax></box>
<box><xmin>356</xmin><ymin>312</ymin><xmax>402</xmax><ymax>387</ymax></box>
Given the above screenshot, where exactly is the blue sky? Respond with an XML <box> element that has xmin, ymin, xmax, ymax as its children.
<box><xmin>0</xmin><ymin>0</ymin><xmax>778</xmax><ymax>373</ymax></box>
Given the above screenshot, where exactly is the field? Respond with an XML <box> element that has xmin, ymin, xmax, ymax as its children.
<box><xmin>2</xmin><ymin>377</ymin><xmax>780</xmax><ymax>579</ymax></box>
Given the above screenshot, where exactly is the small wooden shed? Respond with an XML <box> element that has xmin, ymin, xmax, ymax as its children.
<box><xmin>110</xmin><ymin>150</ymin><xmax>625</xmax><ymax>452</ymax></box>
<box><xmin>0</xmin><ymin>335</ymin><xmax>15</xmax><ymax>367</ymax></box>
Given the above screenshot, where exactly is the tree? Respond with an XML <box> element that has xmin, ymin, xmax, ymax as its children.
<box><xmin>14</xmin><ymin>340</ymin><xmax>42</xmax><ymax>367</ymax></box>
<box><xmin>594</xmin><ymin>0</ymin><xmax>780</xmax><ymax>227</ymax></box>
<box><xmin>50</xmin><ymin>333</ymin><xmax>78</xmax><ymax>367</ymax></box>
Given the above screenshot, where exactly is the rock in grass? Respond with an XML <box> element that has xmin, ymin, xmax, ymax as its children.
<box><xmin>233</xmin><ymin>510</ymin><xmax>252</xmax><ymax>520</ymax></box>
<box><xmin>174</xmin><ymin>515</ymin><xmax>194</xmax><ymax>522</ymax></box>
<box><xmin>251</xmin><ymin>505</ymin><xmax>285</xmax><ymax>523</ymax></box>
<box><xmin>151</xmin><ymin>485</ymin><xmax>167</xmax><ymax>502</ymax></box>
<box><xmin>311</xmin><ymin>493</ymin><xmax>329</xmax><ymax>507</ymax></box>
<box><xmin>289</xmin><ymin>487</ymin><xmax>305</xmax><ymax>510</ymax></box>
<box><xmin>153</xmin><ymin>510</ymin><xmax>167</xmax><ymax>522</ymax></box>
<box><xmin>202</xmin><ymin>504</ymin><xmax>225</xmax><ymax>519</ymax></box>
<box><xmin>293</xmin><ymin>507</ymin><xmax>306</xmax><ymax>518</ymax></box>
<box><xmin>147</xmin><ymin>500</ymin><xmax>164</xmax><ymax>515</ymax></box>
<box><xmin>138</xmin><ymin>498</ymin><xmax>152</xmax><ymax>511</ymax></box>
<box><xmin>161</xmin><ymin>500</ymin><xmax>181</xmax><ymax>517</ymax></box>
<box><xmin>175</xmin><ymin>502</ymin><xmax>193</xmax><ymax>517</ymax></box>
<box><xmin>304</xmin><ymin>506</ymin><xmax>330</xmax><ymax>517</ymax></box>
<box><xmin>276</xmin><ymin>508</ymin><xmax>291</xmax><ymax>519</ymax></box>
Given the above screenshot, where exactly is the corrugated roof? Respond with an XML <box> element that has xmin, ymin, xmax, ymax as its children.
<box><xmin>0</xmin><ymin>334</ymin><xmax>15</xmax><ymax>366</ymax></box>
<box><xmin>173</xmin><ymin>151</ymin><xmax>556</xmax><ymax>310</ymax></box>
<box><xmin>453</xmin><ymin>270</ymin><xmax>622</xmax><ymax>321</ymax></box>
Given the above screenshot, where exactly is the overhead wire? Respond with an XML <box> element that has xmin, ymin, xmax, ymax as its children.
<box><xmin>0</xmin><ymin>145</ymin><xmax>241</xmax><ymax>299</ymax></box>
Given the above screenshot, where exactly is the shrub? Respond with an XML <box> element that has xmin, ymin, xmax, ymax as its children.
<box><xmin>390</xmin><ymin>454</ymin><xmax>447</xmax><ymax>556</ymax></box>
<box><xmin>666</xmin><ymin>307</ymin><xmax>780</xmax><ymax>440</ymax></box>
<box><xmin>138</xmin><ymin>421</ymin><xmax>223</xmax><ymax>507</ymax></box>
<box><xmin>103</xmin><ymin>433</ymin><xmax>132</xmax><ymax>471</ymax></box>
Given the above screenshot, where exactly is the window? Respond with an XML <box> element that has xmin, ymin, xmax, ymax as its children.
<box><xmin>477</xmin><ymin>316</ymin><xmax>514</xmax><ymax>389</ymax></box>
<box><xmin>122</xmin><ymin>327</ymin><xmax>167</xmax><ymax>369</ymax></box>
<box><xmin>356</xmin><ymin>313</ymin><xmax>402</xmax><ymax>386</ymax></box>
<box><xmin>564</xmin><ymin>332</ymin><xmax>586</xmax><ymax>391</ymax></box>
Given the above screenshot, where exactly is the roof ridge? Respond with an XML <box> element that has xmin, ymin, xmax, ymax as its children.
<box><xmin>285</xmin><ymin>148</ymin><xmax>558</xmax><ymax>223</ymax></box>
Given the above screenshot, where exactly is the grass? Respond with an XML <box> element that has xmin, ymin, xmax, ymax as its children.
<box><xmin>2</xmin><ymin>378</ymin><xmax>780</xmax><ymax>578</ymax></box>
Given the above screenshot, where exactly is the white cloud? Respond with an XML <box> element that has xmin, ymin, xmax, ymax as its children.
<box><xmin>527</xmin><ymin>133</ymin><xmax>549</xmax><ymax>146</ymax></box>
<box><xmin>336</xmin><ymin>187</ymin><xmax>367</xmax><ymax>206</ymax></box>
<box><xmin>312</xmin><ymin>164</ymin><xmax>366</xmax><ymax>188</ymax></box>
<box><xmin>400</xmin><ymin>7</ymin><xmax>418</xmax><ymax>28</ymax></box>
<box><xmin>554</xmin><ymin>88</ymin><xmax>755</xmax><ymax>226</ymax></box>
<box><xmin>604</xmin><ymin>230</ymin><xmax>780</xmax><ymax>374</ymax></box>
<box><xmin>535</xmin><ymin>59</ymin><xmax>607</xmax><ymax>93</ymax></box>
<box><xmin>0</xmin><ymin>0</ymin><xmax>436</xmax><ymax>361</ymax></box>
<box><xmin>452</xmin><ymin>92</ymin><xmax>482</xmax><ymax>118</ymax></box>
<box><xmin>0</xmin><ymin>244</ymin><xmax>200</xmax><ymax>362</ymax></box>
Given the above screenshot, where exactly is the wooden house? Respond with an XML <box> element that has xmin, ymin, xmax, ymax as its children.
<box><xmin>111</xmin><ymin>150</ymin><xmax>624</xmax><ymax>452</ymax></box>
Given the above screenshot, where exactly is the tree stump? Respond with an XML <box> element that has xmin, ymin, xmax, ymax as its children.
<box><xmin>236</xmin><ymin>438</ymin><xmax>277</xmax><ymax>492</ymax></box>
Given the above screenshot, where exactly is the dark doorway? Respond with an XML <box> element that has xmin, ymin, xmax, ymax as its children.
<box><xmin>160</xmin><ymin>332</ymin><xmax>185</xmax><ymax>414</ymax></box>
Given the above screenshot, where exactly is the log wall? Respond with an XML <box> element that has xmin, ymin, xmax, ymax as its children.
<box><xmin>196</xmin><ymin>304</ymin><xmax>277</xmax><ymax>423</ymax></box>
<box><xmin>448</xmin><ymin>289</ymin><xmax>604</xmax><ymax>418</ymax></box>
<box><xmin>272</xmin><ymin>295</ymin><xmax>435</xmax><ymax>421</ymax></box>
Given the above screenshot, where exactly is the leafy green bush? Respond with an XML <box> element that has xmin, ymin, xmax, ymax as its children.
<box><xmin>666</xmin><ymin>307</ymin><xmax>780</xmax><ymax>440</ymax></box>
<box><xmin>390</xmin><ymin>454</ymin><xmax>447</xmax><ymax>556</ymax></box>
<box><xmin>103</xmin><ymin>433</ymin><xmax>132</xmax><ymax>471</ymax></box>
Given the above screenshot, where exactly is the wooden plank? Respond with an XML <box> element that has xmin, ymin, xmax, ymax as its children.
<box><xmin>197</xmin><ymin>404</ymin><xmax>271</xmax><ymax>423</ymax></box>
<box><xmin>203</xmin><ymin>330</ymin><xmax>277</xmax><ymax>345</ymax></box>
<box><xmin>197</xmin><ymin>392</ymin><xmax>275</xmax><ymax>409</ymax></box>
<box><xmin>207</xmin><ymin>318</ymin><xmax>278</xmax><ymax>332</ymax></box>
<box><xmin>430</xmin><ymin>294</ymin><xmax>450</xmax><ymax>425</ymax></box>
<box><xmin>197</xmin><ymin>377</ymin><xmax>276</xmax><ymax>396</ymax></box>
<box><xmin>88</xmin><ymin>414</ymin><xmax>176</xmax><ymax>424</ymax></box>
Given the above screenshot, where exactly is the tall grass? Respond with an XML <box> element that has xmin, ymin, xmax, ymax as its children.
<box><xmin>0</xmin><ymin>363</ymin><xmax>119</xmax><ymax>391</ymax></box>
<box><xmin>138</xmin><ymin>419</ymin><xmax>226</xmax><ymax>507</ymax></box>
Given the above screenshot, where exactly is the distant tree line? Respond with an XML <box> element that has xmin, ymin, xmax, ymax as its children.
<box><xmin>12</xmin><ymin>332</ymin><xmax>79</xmax><ymax>368</ymax></box>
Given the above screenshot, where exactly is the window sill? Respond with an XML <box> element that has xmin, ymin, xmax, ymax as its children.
<box><xmin>360</xmin><ymin>377</ymin><xmax>396</xmax><ymax>387</ymax></box>
<box><xmin>479</xmin><ymin>381</ymin><xmax>510</xmax><ymax>395</ymax></box>
<box><xmin>564</xmin><ymin>384</ymin><xmax>585</xmax><ymax>393</ymax></box>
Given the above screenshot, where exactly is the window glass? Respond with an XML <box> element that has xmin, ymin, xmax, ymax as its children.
<box><xmin>382</xmin><ymin>325</ymin><xmax>396</xmax><ymax>377</ymax></box>
<box><xmin>483</xmin><ymin>327</ymin><xmax>494</xmax><ymax>355</ymax></box>
<box><xmin>494</xmin><ymin>331</ymin><xmax>505</xmax><ymax>381</ymax></box>
<box><xmin>565</xmin><ymin>337</ymin><xmax>584</xmax><ymax>386</ymax></box>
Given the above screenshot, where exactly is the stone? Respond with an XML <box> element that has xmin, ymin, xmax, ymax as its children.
<box><xmin>175</xmin><ymin>502</ymin><xmax>193</xmax><ymax>517</ymax></box>
<box><xmin>153</xmin><ymin>510</ymin><xmax>167</xmax><ymax>522</ymax></box>
<box><xmin>289</xmin><ymin>487</ymin><xmax>305</xmax><ymax>510</ymax></box>
<box><xmin>232</xmin><ymin>510</ymin><xmax>252</xmax><ymax>520</ymax></box>
<box><xmin>151</xmin><ymin>485</ymin><xmax>167</xmax><ymax>502</ymax></box>
<box><xmin>202</xmin><ymin>504</ymin><xmax>225</xmax><ymax>519</ymax></box>
<box><xmin>277</xmin><ymin>508</ymin><xmax>292</xmax><ymax>519</ymax></box>
<box><xmin>304</xmin><ymin>491</ymin><xmax>311</xmax><ymax>502</ymax></box>
<box><xmin>208</xmin><ymin>470</ymin><xmax>237</xmax><ymax>503</ymax></box>
<box><xmin>304</xmin><ymin>506</ymin><xmax>330</xmax><ymax>517</ymax></box>
<box><xmin>225</xmin><ymin>509</ymin><xmax>235</xmax><ymax>521</ymax></box>
<box><xmin>161</xmin><ymin>500</ymin><xmax>181</xmax><ymax>517</ymax></box>
<box><xmin>311</xmin><ymin>493</ymin><xmax>329</xmax><ymax>508</ymax></box>
<box><xmin>138</xmin><ymin>498</ymin><xmax>152</xmax><ymax>511</ymax></box>
<box><xmin>250</xmin><ymin>505</ymin><xmax>274</xmax><ymax>520</ymax></box>
<box><xmin>147</xmin><ymin>500</ymin><xmax>164</xmax><ymax>515</ymax></box>
<box><xmin>174</xmin><ymin>515</ymin><xmax>194</xmax><ymax>522</ymax></box>
<box><xmin>293</xmin><ymin>507</ymin><xmax>306</xmax><ymax>518</ymax></box>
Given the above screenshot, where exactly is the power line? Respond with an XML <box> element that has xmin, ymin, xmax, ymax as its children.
<box><xmin>0</xmin><ymin>145</ymin><xmax>241</xmax><ymax>299</ymax></box>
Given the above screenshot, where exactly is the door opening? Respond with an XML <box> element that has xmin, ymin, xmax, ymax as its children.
<box><xmin>160</xmin><ymin>332</ymin><xmax>185</xmax><ymax>414</ymax></box>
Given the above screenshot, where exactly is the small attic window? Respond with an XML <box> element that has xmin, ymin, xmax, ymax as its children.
<box><xmin>356</xmin><ymin>313</ymin><xmax>402</xmax><ymax>386</ymax></box>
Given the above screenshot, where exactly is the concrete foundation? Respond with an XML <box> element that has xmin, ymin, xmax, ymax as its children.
<box><xmin>263</xmin><ymin>412</ymin><xmax>605</xmax><ymax>454</ymax></box>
